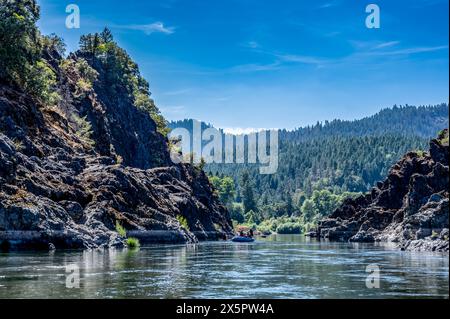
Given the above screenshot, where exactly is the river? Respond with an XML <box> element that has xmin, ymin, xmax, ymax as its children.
<box><xmin>0</xmin><ymin>235</ymin><xmax>448</xmax><ymax>299</ymax></box>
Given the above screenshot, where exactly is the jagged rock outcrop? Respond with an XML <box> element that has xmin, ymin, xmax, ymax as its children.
<box><xmin>0</xmin><ymin>50</ymin><xmax>233</xmax><ymax>251</ymax></box>
<box><xmin>317</xmin><ymin>129</ymin><xmax>449</xmax><ymax>252</ymax></box>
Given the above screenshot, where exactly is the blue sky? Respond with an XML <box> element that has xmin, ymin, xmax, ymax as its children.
<box><xmin>37</xmin><ymin>0</ymin><xmax>449</xmax><ymax>131</ymax></box>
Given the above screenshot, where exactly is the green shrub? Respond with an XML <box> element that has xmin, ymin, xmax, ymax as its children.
<box><xmin>61</xmin><ymin>58</ymin><xmax>98</xmax><ymax>97</ymax></box>
<box><xmin>126</xmin><ymin>237</ymin><xmax>140</xmax><ymax>249</ymax></box>
<box><xmin>75</xmin><ymin>58</ymin><xmax>98</xmax><ymax>83</ymax></box>
<box><xmin>26</xmin><ymin>60</ymin><xmax>61</xmax><ymax>106</ymax></box>
<box><xmin>301</xmin><ymin>222</ymin><xmax>317</xmax><ymax>233</ymax></box>
<box><xmin>257</xmin><ymin>219</ymin><xmax>277</xmax><ymax>233</ymax></box>
<box><xmin>134</xmin><ymin>91</ymin><xmax>169</xmax><ymax>136</ymax></box>
<box><xmin>115</xmin><ymin>221</ymin><xmax>126</xmax><ymax>237</ymax></box>
<box><xmin>257</xmin><ymin>223</ymin><xmax>273</xmax><ymax>235</ymax></box>
<box><xmin>41</xmin><ymin>33</ymin><xmax>66</xmax><ymax>56</ymax></box>
<box><xmin>415</xmin><ymin>150</ymin><xmax>426</xmax><ymax>158</ymax></box>
<box><xmin>115</xmin><ymin>155</ymin><xmax>124</xmax><ymax>165</ymax></box>
<box><xmin>438</xmin><ymin>129</ymin><xmax>449</xmax><ymax>146</ymax></box>
<box><xmin>176</xmin><ymin>215</ymin><xmax>189</xmax><ymax>230</ymax></box>
<box><xmin>276</xmin><ymin>222</ymin><xmax>302</xmax><ymax>234</ymax></box>
<box><xmin>12</xmin><ymin>139</ymin><xmax>25</xmax><ymax>152</ymax></box>
<box><xmin>229</xmin><ymin>203</ymin><xmax>245</xmax><ymax>224</ymax></box>
<box><xmin>72</xmin><ymin>114</ymin><xmax>95</xmax><ymax>147</ymax></box>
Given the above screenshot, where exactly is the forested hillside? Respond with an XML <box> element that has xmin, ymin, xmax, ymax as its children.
<box><xmin>170</xmin><ymin>105</ymin><xmax>449</xmax><ymax>232</ymax></box>
<box><xmin>280</xmin><ymin>104</ymin><xmax>448</xmax><ymax>141</ymax></box>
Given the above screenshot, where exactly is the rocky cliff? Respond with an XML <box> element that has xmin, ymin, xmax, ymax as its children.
<box><xmin>0</xmin><ymin>48</ymin><xmax>233</xmax><ymax>250</ymax></box>
<box><xmin>317</xmin><ymin>130</ymin><xmax>449</xmax><ymax>252</ymax></box>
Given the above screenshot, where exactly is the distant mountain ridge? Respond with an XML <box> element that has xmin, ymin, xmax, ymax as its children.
<box><xmin>170</xmin><ymin>103</ymin><xmax>449</xmax><ymax>139</ymax></box>
<box><xmin>280</xmin><ymin>104</ymin><xmax>449</xmax><ymax>142</ymax></box>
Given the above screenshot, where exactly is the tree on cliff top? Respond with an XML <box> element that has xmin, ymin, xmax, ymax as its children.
<box><xmin>78</xmin><ymin>28</ymin><xmax>169</xmax><ymax>136</ymax></box>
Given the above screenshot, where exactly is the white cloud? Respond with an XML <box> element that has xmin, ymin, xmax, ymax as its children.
<box><xmin>161</xmin><ymin>105</ymin><xmax>186</xmax><ymax>115</ymax></box>
<box><xmin>227</xmin><ymin>62</ymin><xmax>282</xmax><ymax>73</ymax></box>
<box><xmin>221</xmin><ymin>127</ymin><xmax>277</xmax><ymax>135</ymax></box>
<box><xmin>245</xmin><ymin>41</ymin><xmax>260</xmax><ymax>49</ymax></box>
<box><xmin>373</xmin><ymin>41</ymin><xmax>400</xmax><ymax>50</ymax></box>
<box><xmin>365</xmin><ymin>45</ymin><xmax>448</xmax><ymax>56</ymax></box>
<box><xmin>277</xmin><ymin>54</ymin><xmax>328</xmax><ymax>65</ymax></box>
<box><xmin>162</xmin><ymin>88</ymin><xmax>192</xmax><ymax>96</ymax></box>
<box><xmin>122</xmin><ymin>22</ymin><xmax>175</xmax><ymax>35</ymax></box>
<box><xmin>318</xmin><ymin>1</ymin><xmax>339</xmax><ymax>9</ymax></box>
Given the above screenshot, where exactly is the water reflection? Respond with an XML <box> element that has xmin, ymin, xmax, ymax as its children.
<box><xmin>0</xmin><ymin>235</ymin><xmax>448</xmax><ymax>299</ymax></box>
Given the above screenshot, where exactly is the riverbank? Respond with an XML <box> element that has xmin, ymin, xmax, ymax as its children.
<box><xmin>0</xmin><ymin>229</ymin><xmax>229</xmax><ymax>251</ymax></box>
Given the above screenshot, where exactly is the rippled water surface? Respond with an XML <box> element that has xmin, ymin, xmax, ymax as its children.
<box><xmin>0</xmin><ymin>235</ymin><xmax>448</xmax><ymax>298</ymax></box>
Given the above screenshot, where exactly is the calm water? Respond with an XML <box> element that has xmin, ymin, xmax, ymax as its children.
<box><xmin>0</xmin><ymin>235</ymin><xmax>448</xmax><ymax>299</ymax></box>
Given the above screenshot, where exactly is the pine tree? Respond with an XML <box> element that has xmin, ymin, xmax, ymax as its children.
<box><xmin>241</xmin><ymin>171</ymin><xmax>257</xmax><ymax>213</ymax></box>
<box><xmin>100</xmin><ymin>27</ymin><xmax>113</xmax><ymax>43</ymax></box>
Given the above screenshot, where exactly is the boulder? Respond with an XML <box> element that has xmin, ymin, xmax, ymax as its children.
<box><xmin>317</xmin><ymin>129</ymin><xmax>449</xmax><ymax>252</ymax></box>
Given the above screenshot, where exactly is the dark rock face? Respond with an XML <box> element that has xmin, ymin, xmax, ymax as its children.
<box><xmin>0</xmin><ymin>53</ymin><xmax>233</xmax><ymax>251</ymax></box>
<box><xmin>317</xmin><ymin>129</ymin><xmax>449</xmax><ymax>252</ymax></box>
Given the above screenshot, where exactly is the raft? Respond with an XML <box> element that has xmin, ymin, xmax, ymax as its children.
<box><xmin>231</xmin><ymin>236</ymin><xmax>255</xmax><ymax>243</ymax></box>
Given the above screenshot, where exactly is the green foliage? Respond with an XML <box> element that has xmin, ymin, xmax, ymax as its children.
<box><xmin>257</xmin><ymin>217</ymin><xmax>303</xmax><ymax>234</ymax></box>
<box><xmin>115</xmin><ymin>221</ymin><xmax>126</xmax><ymax>237</ymax></box>
<box><xmin>276</xmin><ymin>222</ymin><xmax>302</xmax><ymax>234</ymax></box>
<box><xmin>61</xmin><ymin>58</ymin><xmax>99</xmax><ymax>97</ymax></box>
<box><xmin>240</xmin><ymin>171</ymin><xmax>257</xmax><ymax>213</ymax></box>
<box><xmin>75</xmin><ymin>58</ymin><xmax>99</xmax><ymax>84</ymax></box>
<box><xmin>134</xmin><ymin>91</ymin><xmax>169</xmax><ymax>136</ymax></box>
<box><xmin>115</xmin><ymin>155</ymin><xmax>124</xmax><ymax>165</ymax></box>
<box><xmin>72</xmin><ymin>114</ymin><xmax>95</xmax><ymax>147</ymax></box>
<box><xmin>25</xmin><ymin>59</ymin><xmax>60</xmax><ymax>105</ymax></box>
<box><xmin>207</xmin><ymin>133</ymin><xmax>432</xmax><ymax>219</ymax></box>
<box><xmin>301</xmin><ymin>189</ymin><xmax>361</xmax><ymax>224</ymax></box>
<box><xmin>12</xmin><ymin>138</ymin><xmax>25</xmax><ymax>152</ymax></box>
<box><xmin>197</xmin><ymin>157</ymin><xmax>207</xmax><ymax>171</ymax></box>
<box><xmin>415</xmin><ymin>150</ymin><xmax>426</xmax><ymax>158</ymax></box>
<box><xmin>41</xmin><ymin>33</ymin><xmax>66</xmax><ymax>56</ymax></box>
<box><xmin>0</xmin><ymin>1</ymin><xmax>63</xmax><ymax>106</ymax></box>
<box><xmin>126</xmin><ymin>237</ymin><xmax>140</xmax><ymax>249</ymax></box>
<box><xmin>0</xmin><ymin>0</ymin><xmax>41</xmax><ymax>85</ymax></box>
<box><xmin>116</xmin><ymin>221</ymin><xmax>140</xmax><ymax>248</ymax></box>
<box><xmin>229</xmin><ymin>202</ymin><xmax>245</xmax><ymax>224</ymax></box>
<box><xmin>244</xmin><ymin>209</ymin><xmax>262</xmax><ymax>225</ymax></box>
<box><xmin>176</xmin><ymin>215</ymin><xmax>189</xmax><ymax>230</ymax></box>
<box><xmin>209</xmin><ymin>175</ymin><xmax>236</xmax><ymax>207</ymax></box>
<box><xmin>431</xmin><ymin>231</ymin><xmax>439</xmax><ymax>239</ymax></box>
<box><xmin>438</xmin><ymin>129</ymin><xmax>449</xmax><ymax>146</ymax></box>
